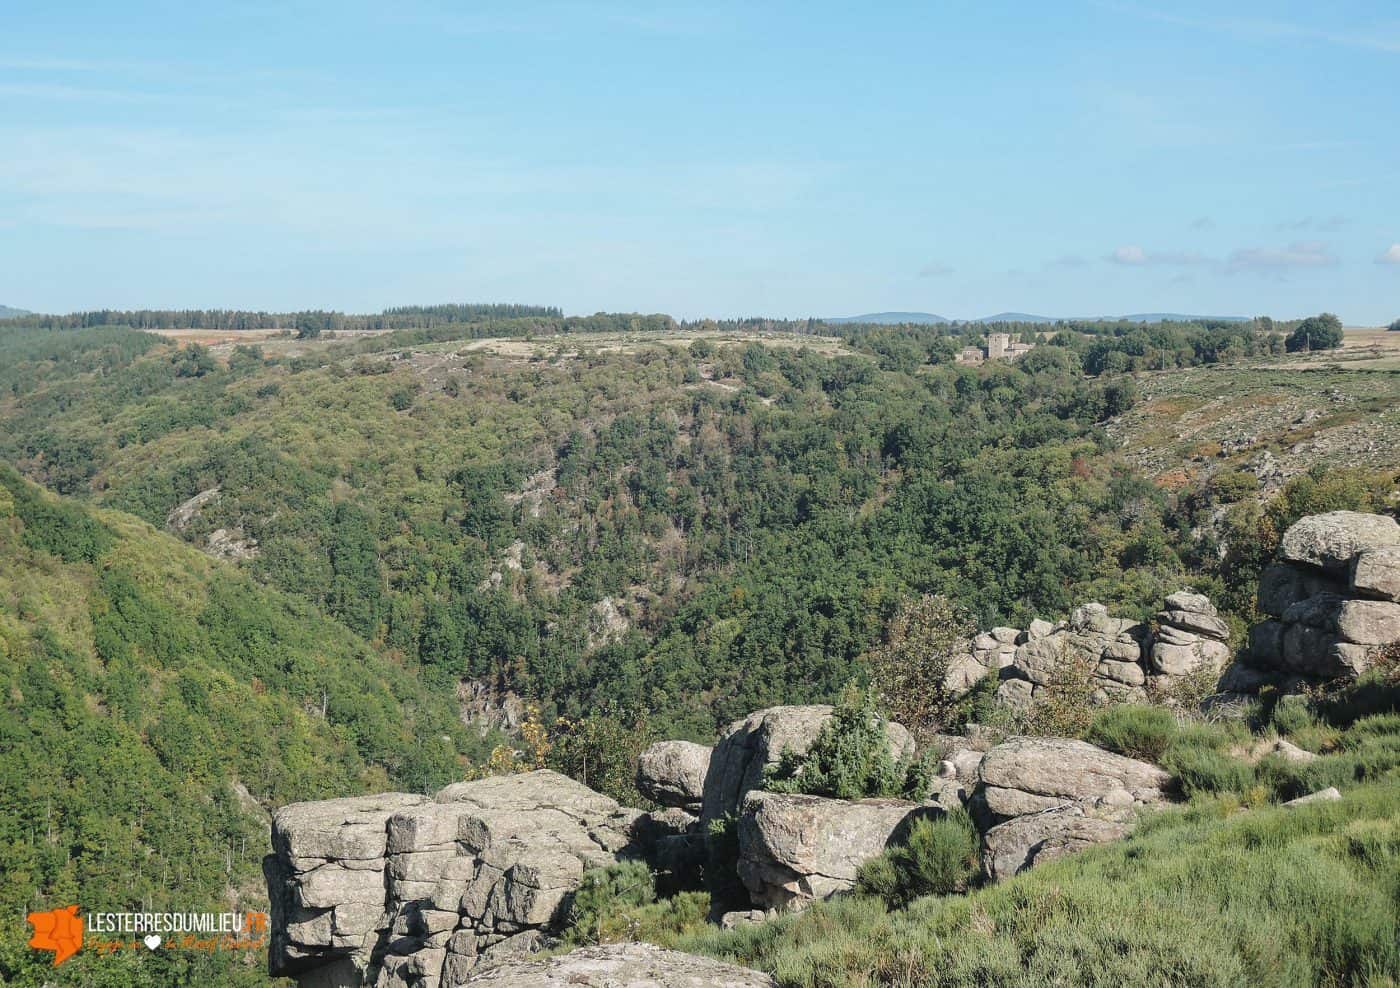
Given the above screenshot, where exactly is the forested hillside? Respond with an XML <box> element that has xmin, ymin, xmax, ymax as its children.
<box><xmin>0</xmin><ymin>465</ymin><xmax>481</xmax><ymax>986</ymax></box>
<box><xmin>1</xmin><ymin>316</ymin><xmax>1388</xmax><ymax>744</ymax></box>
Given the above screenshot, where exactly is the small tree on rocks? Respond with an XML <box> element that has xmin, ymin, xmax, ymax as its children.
<box><xmin>866</xmin><ymin>594</ymin><xmax>975</xmax><ymax>743</ymax></box>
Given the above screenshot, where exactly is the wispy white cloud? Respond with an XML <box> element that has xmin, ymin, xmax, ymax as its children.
<box><xmin>1378</xmin><ymin>244</ymin><xmax>1400</xmax><ymax>266</ymax></box>
<box><xmin>1278</xmin><ymin>215</ymin><xmax>1347</xmax><ymax>233</ymax></box>
<box><xmin>1106</xmin><ymin>245</ymin><xmax>1208</xmax><ymax>266</ymax></box>
<box><xmin>1225</xmin><ymin>241</ymin><xmax>1337</xmax><ymax>274</ymax></box>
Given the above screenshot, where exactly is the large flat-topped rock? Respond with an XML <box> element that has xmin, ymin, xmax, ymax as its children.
<box><xmin>977</xmin><ymin>737</ymin><xmax>1169</xmax><ymax>819</ymax></box>
<box><xmin>461</xmin><ymin>942</ymin><xmax>778</xmax><ymax>986</ymax></box>
<box><xmin>1279</xmin><ymin>511</ymin><xmax>1400</xmax><ymax>575</ymax></box>
<box><xmin>273</xmin><ymin>793</ymin><xmax>431</xmax><ymax>869</ymax></box>
<box><xmin>736</xmin><ymin>790</ymin><xmax>938</xmax><ymax>909</ymax></box>
<box><xmin>266</xmin><ymin>771</ymin><xmax>645</xmax><ymax>987</ymax></box>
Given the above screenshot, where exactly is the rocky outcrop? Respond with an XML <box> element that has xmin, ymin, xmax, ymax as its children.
<box><xmin>1149</xmin><ymin>591</ymin><xmax>1231</xmax><ymax>677</ymax></box>
<box><xmin>265</xmin><ymin>771</ymin><xmax>644</xmax><ymax>987</ymax></box>
<box><xmin>735</xmin><ymin>791</ymin><xmax>939</xmax><ymax>909</ymax></box>
<box><xmin>456</xmin><ymin>680</ymin><xmax>526</xmax><ymax>737</ymax></box>
<box><xmin>981</xmin><ymin>803</ymin><xmax>1134</xmax><ymax>881</ymax></box>
<box><xmin>636</xmin><ymin>741</ymin><xmax>710</xmax><ymax>813</ymax></box>
<box><xmin>459</xmin><ymin>942</ymin><xmax>777</xmax><ymax>986</ymax></box>
<box><xmin>973</xmin><ymin>737</ymin><xmax>1168</xmax><ymax>879</ymax></box>
<box><xmin>976</xmin><ymin>737</ymin><xmax>1170</xmax><ymax>820</ymax></box>
<box><xmin>1279</xmin><ymin>511</ymin><xmax>1400</xmax><ymax>575</ymax></box>
<box><xmin>700</xmin><ymin>705</ymin><xmax>914</xmax><ymax>822</ymax></box>
<box><xmin>996</xmin><ymin>602</ymin><xmax>1151</xmax><ymax>709</ymax></box>
<box><xmin>987</xmin><ymin>590</ymin><xmax>1236</xmax><ymax>714</ymax></box>
<box><xmin>1246</xmin><ymin>511</ymin><xmax>1400</xmax><ymax>680</ymax></box>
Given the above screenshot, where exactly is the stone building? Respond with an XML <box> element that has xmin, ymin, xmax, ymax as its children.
<box><xmin>956</xmin><ymin>332</ymin><xmax>1036</xmax><ymax>365</ymax></box>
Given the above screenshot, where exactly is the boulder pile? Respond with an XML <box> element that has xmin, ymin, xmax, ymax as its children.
<box><xmin>266</xmin><ymin>722</ymin><xmax>1180</xmax><ymax>984</ymax></box>
<box><xmin>983</xmin><ymin>589</ymin><xmax>1236</xmax><ymax>716</ymax></box>
<box><xmin>736</xmin><ymin>791</ymin><xmax>939</xmax><ymax>909</ymax></box>
<box><xmin>698</xmin><ymin>705</ymin><xmax>914</xmax><ymax>823</ymax></box>
<box><xmin>973</xmin><ymin>736</ymin><xmax>1170</xmax><ymax>880</ymax></box>
<box><xmin>1246</xmin><ymin>511</ymin><xmax>1400</xmax><ymax>680</ymax></box>
<box><xmin>264</xmin><ymin>771</ymin><xmax>644</xmax><ymax>987</ymax></box>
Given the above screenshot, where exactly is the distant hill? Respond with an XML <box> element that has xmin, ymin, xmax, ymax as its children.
<box><xmin>1119</xmin><ymin>313</ymin><xmax>1248</xmax><ymax>323</ymax></box>
<box><xmin>0</xmin><ymin>305</ymin><xmax>29</xmax><ymax>319</ymax></box>
<box><xmin>824</xmin><ymin>312</ymin><xmax>949</xmax><ymax>325</ymax></box>
<box><xmin>973</xmin><ymin>312</ymin><xmax>1057</xmax><ymax>324</ymax></box>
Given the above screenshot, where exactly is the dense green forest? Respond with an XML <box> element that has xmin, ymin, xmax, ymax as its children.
<box><xmin>0</xmin><ymin>465</ymin><xmax>487</xmax><ymax>985</ymax></box>
<box><xmin>0</xmin><ymin>315</ymin><xmax>1366</xmax><ymax>739</ymax></box>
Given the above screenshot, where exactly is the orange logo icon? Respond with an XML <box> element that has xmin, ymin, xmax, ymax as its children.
<box><xmin>27</xmin><ymin>905</ymin><xmax>83</xmax><ymax>966</ymax></box>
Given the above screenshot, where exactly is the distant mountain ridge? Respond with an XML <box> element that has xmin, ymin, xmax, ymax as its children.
<box><xmin>0</xmin><ymin>305</ymin><xmax>29</xmax><ymax>319</ymax></box>
<box><xmin>827</xmin><ymin>311</ymin><xmax>1248</xmax><ymax>325</ymax></box>
<box><xmin>822</xmin><ymin>311</ymin><xmax>949</xmax><ymax>325</ymax></box>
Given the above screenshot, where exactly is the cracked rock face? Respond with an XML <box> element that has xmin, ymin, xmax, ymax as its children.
<box><xmin>972</xmin><ymin>736</ymin><xmax>1167</xmax><ymax>879</ymax></box>
<box><xmin>736</xmin><ymin>791</ymin><xmax>940</xmax><ymax>910</ymax></box>
<box><xmin>265</xmin><ymin>771</ymin><xmax>644</xmax><ymax>987</ymax></box>
<box><xmin>981</xmin><ymin>803</ymin><xmax>1135</xmax><ymax>881</ymax></box>
<box><xmin>977</xmin><ymin>737</ymin><xmax>1169</xmax><ymax>820</ymax></box>
<box><xmin>635</xmin><ymin>740</ymin><xmax>710</xmax><ymax>813</ymax></box>
<box><xmin>1245</xmin><ymin>511</ymin><xmax>1400</xmax><ymax>681</ymax></box>
<box><xmin>700</xmin><ymin>706</ymin><xmax>914</xmax><ymax>823</ymax></box>
<box><xmin>458</xmin><ymin>942</ymin><xmax>777</xmax><ymax>986</ymax></box>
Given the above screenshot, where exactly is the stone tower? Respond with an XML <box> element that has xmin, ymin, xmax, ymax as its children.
<box><xmin>987</xmin><ymin>332</ymin><xmax>1010</xmax><ymax>360</ymax></box>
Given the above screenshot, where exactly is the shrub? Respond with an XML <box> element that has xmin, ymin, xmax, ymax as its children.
<box><xmin>1270</xmin><ymin>695</ymin><xmax>1317</xmax><ymax>736</ymax></box>
<box><xmin>1087</xmin><ymin>705</ymin><xmax>1178</xmax><ymax>762</ymax></box>
<box><xmin>703</xmin><ymin>814</ymin><xmax>748</xmax><ymax>912</ymax></box>
<box><xmin>866</xmin><ymin>594</ymin><xmax>975</xmax><ymax>742</ymax></box>
<box><xmin>855</xmin><ymin>808</ymin><xmax>981</xmax><ymax>907</ymax></box>
<box><xmin>1020</xmin><ymin>642</ymin><xmax>1098</xmax><ymax>738</ymax></box>
<box><xmin>765</xmin><ymin>685</ymin><xmax>924</xmax><ymax>799</ymax></box>
<box><xmin>1211</xmin><ymin>469</ymin><xmax>1259</xmax><ymax>503</ymax></box>
<box><xmin>1162</xmin><ymin>746</ymin><xmax>1254</xmax><ymax>797</ymax></box>
<box><xmin>563</xmin><ymin>861</ymin><xmax>657</xmax><ymax>945</ymax></box>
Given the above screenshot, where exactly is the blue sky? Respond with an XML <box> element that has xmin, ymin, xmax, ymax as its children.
<box><xmin>1</xmin><ymin>1</ymin><xmax>1397</xmax><ymax>322</ymax></box>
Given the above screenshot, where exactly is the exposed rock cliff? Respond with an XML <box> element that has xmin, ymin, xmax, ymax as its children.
<box><xmin>265</xmin><ymin>771</ymin><xmax>644</xmax><ymax>987</ymax></box>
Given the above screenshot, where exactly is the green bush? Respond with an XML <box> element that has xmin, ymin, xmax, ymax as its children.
<box><xmin>1162</xmin><ymin>744</ymin><xmax>1254</xmax><ymax>797</ymax></box>
<box><xmin>765</xmin><ymin>686</ymin><xmax>923</xmax><ymax>799</ymax></box>
<box><xmin>1211</xmin><ymin>469</ymin><xmax>1259</xmax><ymax>503</ymax></box>
<box><xmin>855</xmin><ymin>808</ymin><xmax>981</xmax><ymax>907</ymax></box>
<box><xmin>1087</xmin><ymin>705</ymin><xmax>1179</xmax><ymax>762</ymax></box>
<box><xmin>563</xmin><ymin>861</ymin><xmax>658</xmax><ymax>945</ymax></box>
<box><xmin>1270</xmin><ymin>695</ymin><xmax>1317</xmax><ymax>736</ymax></box>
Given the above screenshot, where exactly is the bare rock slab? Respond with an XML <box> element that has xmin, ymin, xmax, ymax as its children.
<box><xmin>461</xmin><ymin>942</ymin><xmax>777</xmax><ymax>987</ymax></box>
<box><xmin>635</xmin><ymin>740</ymin><xmax>710</xmax><ymax>811</ymax></box>
<box><xmin>977</xmin><ymin>737</ymin><xmax>1169</xmax><ymax>819</ymax></box>
<box><xmin>736</xmin><ymin>790</ymin><xmax>939</xmax><ymax>910</ymax></box>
